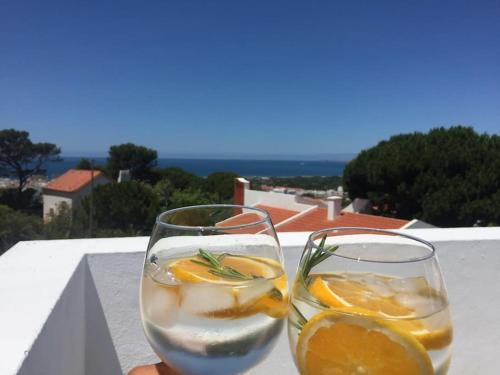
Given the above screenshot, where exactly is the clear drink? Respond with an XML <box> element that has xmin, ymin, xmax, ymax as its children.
<box><xmin>289</xmin><ymin>272</ymin><xmax>452</xmax><ymax>375</ymax></box>
<box><xmin>140</xmin><ymin>205</ymin><xmax>287</xmax><ymax>374</ymax></box>
<box><xmin>141</xmin><ymin>251</ymin><xmax>288</xmax><ymax>375</ymax></box>
<box><xmin>287</xmin><ymin>228</ymin><xmax>453</xmax><ymax>375</ymax></box>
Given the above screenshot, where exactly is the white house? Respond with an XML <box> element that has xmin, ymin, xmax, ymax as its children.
<box><xmin>42</xmin><ymin>169</ymin><xmax>109</xmax><ymax>220</ymax></box>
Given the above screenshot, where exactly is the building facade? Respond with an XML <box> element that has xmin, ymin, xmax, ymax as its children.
<box><xmin>42</xmin><ymin>169</ymin><xmax>109</xmax><ymax>221</ymax></box>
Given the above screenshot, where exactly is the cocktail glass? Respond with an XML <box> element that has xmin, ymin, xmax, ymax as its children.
<box><xmin>141</xmin><ymin>205</ymin><xmax>288</xmax><ymax>375</ymax></box>
<box><xmin>288</xmin><ymin>227</ymin><xmax>452</xmax><ymax>375</ymax></box>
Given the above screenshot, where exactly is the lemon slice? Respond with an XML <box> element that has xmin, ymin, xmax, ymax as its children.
<box><xmin>297</xmin><ymin>312</ymin><xmax>434</xmax><ymax>375</ymax></box>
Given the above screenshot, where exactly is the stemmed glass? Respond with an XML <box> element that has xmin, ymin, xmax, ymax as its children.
<box><xmin>288</xmin><ymin>227</ymin><xmax>453</xmax><ymax>375</ymax></box>
<box><xmin>140</xmin><ymin>205</ymin><xmax>288</xmax><ymax>375</ymax></box>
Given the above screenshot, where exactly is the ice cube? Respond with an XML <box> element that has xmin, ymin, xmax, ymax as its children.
<box><xmin>180</xmin><ymin>284</ymin><xmax>236</xmax><ymax>315</ymax></box>
<box><xmin>144</xmin><ymin>283</ymin><xmax>179</xmax><ymax>326</ymax></box>
<box><xmin>350</xmin><ymin>273</ymin><xmax>394</xmax><ymax>298</ymax></box>
<box><xmin>236</xmin><ymin>280</ymin><xmax>274</xmax><ymax>306</ymax></box>
<box><xmin>389</xmin><ymin>276</ymin><xmax>428</xmax><ymax>294</ymax></box>
<box><xmin>395</xmin><ymin>293</ymin><xmax>441</xmax><ymax>316</ymax></box>
<box><xmin>366</xmin><ymin>279</ymin><xmax>395</xmax><ymax>298</ymax></box>
<box><xmin>150</xmin><ymin>264</ymin><xmax>178</xmax><ymax>285</ymax></box>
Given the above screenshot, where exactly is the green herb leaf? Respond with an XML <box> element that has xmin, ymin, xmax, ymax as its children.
<box><xmin>190</xmin><ymin>259</ymin><xmax>213</xmax><ymax>268</ymax></box>
<box><xmin>294</xmin><ymin>235</ymin><xmax>339</xmax><ymax>330</ymax></box>
<box><xmin>268</xmin><ymin>287</ymin><xmax>283</xmax><ymax>300</ymax></box>
<box><xmin>195</xmin><ymin>249</ymin><xmax>255</xmax><ymax>281</ymax></box>
<box><xmin>291</xmin><ymin>303</ymin><xmax>308</xmax><ymax>330</ymax></box>
<box><xmin>301</xmin><ymin>235</ymin><xmax>338</xmax><ymax>281</ymax></box>
<box><xmin>198</xmin><ymin>249</ymin><xmax>221</xmax><ymax>268</ymax></box>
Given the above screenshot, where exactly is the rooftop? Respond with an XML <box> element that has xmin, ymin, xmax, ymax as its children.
<box><xmin>254</xmin><ymin>204</ymin><xmax>300</xmax><ymax>222</ymax></box>
<box><xmin>277</xmin><ymin>209</ymin><xmax>409</xmax><ymax>232</ymax></box>
<box><xmin>1</xmin><ymin>228</ymin><xmax>499</xmax><ymax>374</ymax></box>
<box><xmin>215</xmin><ymin>205</ymin><xmax>301</xmax><ymax>229</ymax></box>
<box><xmin>235</xmin><ymin>177</ymin><xmax>414</xmax><ymax>233</ymax></box>
<box><xmin>44</xmin><ymin>169</ymin><xmax>104</xmax><ymax>193</ymax></box>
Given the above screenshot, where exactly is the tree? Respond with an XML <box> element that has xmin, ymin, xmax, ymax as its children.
<box><xmin>106</xmin><ymin>143</ymin><xmax>157</xmax><ymax>180</ymax></box>
<box><xmin>0</xmin><ymin>129</ymin><xmax>61</xmax><ymax>207</ymax></box>
<box><xmin>0</xmin><ymin>187</ymin><xmax>41</xmax><ymax>214</ymax></box>
<box><xmin>250</xmin><ymin>176</ymin><xmax>343</xmax><ymax>191</ymax></box>
<box><xmin>204</xmin><ymin>172</ymin><xmax>239</xmax><ymax>202</ymax></box>
<box><xmin>43</xmin><ymin>202</ymin><xmax>76</xmax><ymax>239</ymax></box>
<box><xmin>75</xmin><ymin>158</ymin><xmax>105</xmax><ymax>173</ymax></box>
<box><xmin>0</xmin><ymin>204</ymin><xmax>42</xmax><ymax>255</ymax></box>
<box><xmin>168</xmin><ymin>188</ymin><xmax>215</xmax><ymax>209</ymax></box>
<box><xmin>343</xmin><ymin>126</ymin><xmax>500</xmax><ymax>227</ymax></box>
<box><xmin>81</xmin><ymin>181</ymin><xmax>160</xmax><ymax>235</ymax></box>
<box><xmin>153</xmin><ymin>178</ymin><xmax>174</xmax><ymax>210</ymax></box>
<box><xmin>75</xmin><ymin>158</ymin><xmax>93</xmax><ymax>170</ymax></box>
<box><xmin>154</xmin><ymin>167</ymin><xmax>204</xmax><ymax>190</ymax></box>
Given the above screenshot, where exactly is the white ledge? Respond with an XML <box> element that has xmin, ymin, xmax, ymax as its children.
<box><xmin>1</xmin><ymin>228</ymin><xmax>500</xmax><ymax>374</ymax></box>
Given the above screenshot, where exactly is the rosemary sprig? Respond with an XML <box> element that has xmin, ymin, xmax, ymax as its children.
<box><xmin>193</xmin><ymin>249</ymin><xmax>255</xmax><ymax>280</ymax></box>
<box><xmin>300</xmin><ymin>234</ymin><xmax>339</xmax><ymax>287</ymax></box>
<box><xmin>268</xmin><ymin>287</ymin><xmax>284</xmax><ymax>300</ymax></box>
<box><xmin>191</xmin><ymin>249</ymin><xmax>284</xmax><ymax>299</ymax></box>
<box><xmin>291</xmin><ymin>303</ymin><xmax>308</xmax><ymax>330</ymax></box>
<box><xmin>292</xmin><ymin>235</ymin><xmax>339</xmax><ymax>330</ymax></box>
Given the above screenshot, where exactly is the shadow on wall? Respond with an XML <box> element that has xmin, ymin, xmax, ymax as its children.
<box><xmin>85</xmin><ymin>258</ymin><xmax>122</xmax><ymax>374</ymax></box>
<box><xmin>17</xmin><ymin>258</ymin><xmax>122</xmax><ymax>375</ymax></box>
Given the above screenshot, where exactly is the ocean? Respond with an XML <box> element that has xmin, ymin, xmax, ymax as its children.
<box><xmin>44</xmin><ymin>157</ymin><xmax>346</xmax><ymax>178</ymax></box>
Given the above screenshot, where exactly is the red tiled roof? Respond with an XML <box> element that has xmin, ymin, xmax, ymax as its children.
<box><xmin>215</xmin><ymin>212</ymin><xmax>267</xmax><ymax>234</ymax></box>
<box><xmin>215</xmin><ymin>205</ymin><xmax>300</xmax><ymax>234</ymax></box>
<box><xmin>254</xmin><ymin>204</ymin><xmax>300</xmax><ymax>224</ymax></box>
<box><xmin>45</xmin><ymin>169</ymin><xmax>104</xmax><ymax>193</ymax></box>
<box><xmin>215</xmin><ymin>204</ymin><xmax>407</xmax><ymax>233</ymax></box>
<box><xmin>276</xmin><ymin>208</ymin><xmax>409</xmax><ymax>232</ymax></box>
<box><xmin>217</xmin><ymin>212</ymin><xmax>263</xmax><ymax>228</ymax></box>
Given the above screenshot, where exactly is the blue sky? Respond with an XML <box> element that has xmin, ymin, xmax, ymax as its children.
<box><xmin>1</xmin><ymin>0</ymin><xmax>499</xmax><ymax>158</ymax></box>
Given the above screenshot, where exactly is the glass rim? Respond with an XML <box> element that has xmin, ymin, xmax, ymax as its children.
<box><xmin>307</xmin><ymin>227</ymin><xmax>436</xmax><ymax>264</ymax></box>
<box><xmin>155</xmin><ymin>204</ymin><xmax>271</xmax><ymax>231</ymax></box>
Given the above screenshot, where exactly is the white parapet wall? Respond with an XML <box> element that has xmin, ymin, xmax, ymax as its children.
<box><xmin>1</xmin><ymin>228</ymin><xmax>500</xmax><ymax>374</ymax></box>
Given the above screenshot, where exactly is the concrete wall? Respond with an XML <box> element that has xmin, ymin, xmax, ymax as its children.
<box><xmin>16</xmin><ymin>258</ymin><xmax>87</xmax><ymax>375</ymax></box>
<box><xmin>403</xmin><ymin>218</ymin><xmax>437</xmax><ymax>229</ymax></box>
<box><xmin>245</xmin><ymin>189</ymin><xmax>314</xmax><ymax>211</ymax></box>
<box><xmin>42</xmin><ymin>194</ymin><xmax>73</xmax><ymax>220</ymax></box>
<box><xmin>342</xmin><ymin>197</ymin><xmax>371</xmax><ymax>213</ymax></box>
<box><xmin>86</xmin><ymin>252</ymin><xmax>157</xmax><ymax>373</ymax></box>
<box><xmin>75</xmin><ymin>175</ymin><xmax>109</xmax><ymax>199</ymax></box>
<box><xmin>84</xmin><ymin>257</ymin><xmax>123</xmax><ymax>374</ymax></box>
<box><xmin>2</xmin><ymin>229</ymin><xmax>500</xmax><ymax>374</ymax></box>
<box><xmin>11</xmin><ymin>257</ymin><xmax>123</xmax><ymax>375</ymax></box>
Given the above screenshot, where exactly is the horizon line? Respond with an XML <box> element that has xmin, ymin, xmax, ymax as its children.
<box><xmin>59</xmin><ymin>152</ymin><xmax>357</xmax><ymax>162</ymax></box>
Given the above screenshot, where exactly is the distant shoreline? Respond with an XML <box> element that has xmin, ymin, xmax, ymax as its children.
<box><xmin>43</xmin><ymin>157</ymin><xmax>347</xmax><ymax>179</ymax></box>
<box><xmin>60</xmin><ymin>153</ymin><xmax>356</xmax><ymax>162</ymax></box>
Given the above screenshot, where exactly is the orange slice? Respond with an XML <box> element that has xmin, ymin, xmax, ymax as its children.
<box><xmin>307</xmin><ymin>275</ymin><xmax>452</xmax><ymax>350</ymax></box>
<box><xmin>297</xmin><ymin>312</ymin><xmax>434</xmax><ymax>375</ymax></box>
<box><xmin>249</xmin><ymin>275</ymin><xmax>289</xmax><ymax>318</ymax></box>
<box><xmin>169</xmin><ymin>254</ymin><xmax>275</xmax><ymax>283</ymax></box>
<box><xmin>309</xmin><ymin>275</ymin><xmax>414</xmax><ymax>317</ymax></box>
<box><xmin>410</xmin><ymin>326</ymin><xmax>453</xmax><ymax>351</ymax></box>
<box><xmin>169</xmin><ymin>254</ymin><xmax>288</xmax><ymax>319</ymax></box>
<box><xmin>308</xmin><ymin>276</ymin><xmax>354</xmax><ymax>307</ymax></box>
